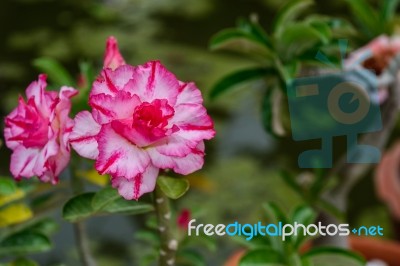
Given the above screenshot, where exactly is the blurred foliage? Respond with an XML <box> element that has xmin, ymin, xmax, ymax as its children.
<box><xmin>0</xmin><ymin>0</ymin><xmax>399</xmax><ymax>265</ymax></box>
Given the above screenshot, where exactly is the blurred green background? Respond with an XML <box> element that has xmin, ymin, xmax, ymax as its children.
<box><xmin>0</xmin><ymin>0</ymin><xmax>395</xmax><ymax>265</ymax></box>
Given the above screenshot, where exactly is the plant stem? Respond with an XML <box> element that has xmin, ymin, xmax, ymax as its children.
<box><xmin>70</xmin><ymin>168</ymin><xmax>97</xmax><ymax>266</ymax></box>
<box><xmin>154</xmin><ymin>185</ymin><xmax>177</xmax><ymax>266</ymax></box>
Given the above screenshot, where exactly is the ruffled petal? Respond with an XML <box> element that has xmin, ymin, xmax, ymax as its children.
<box><xmin>10</xmin><ymin>146</ymin><xmax>39</xmax><ymax>178</ymax></box>
<box><xmin>111</xmin><ymin>165</ymin><xmax>159</xmax><ymax>200</ymax></box>
<box><xmin>70</xmin><ymin>111</ymin><xmax>101</xmax><ymax>159</ymax></box>
<box><xmin>90</xmin><ymin>91</ymin><xmax>141</xmax><ymax>124</ymax></box>
<box><xmin>127</xmin><ymin>61</ymin><xmax>179</xmax><ymax>105</ymax></box>
<box><xmin>148</xmin><ymin>142</ymin><xmax>205</xmax><ymax>175</ymax></box>
<box><xmin>95</xmin><ymin>124</ymin><xmax>151</xmax><ymax>179</ymax></box>
<box><xmin>91</xmin><ymin>65</ymin><xmax>135</xmax><ymax>97</ymax></box>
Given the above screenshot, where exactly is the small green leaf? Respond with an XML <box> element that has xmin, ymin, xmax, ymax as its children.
<box><xmin>11</xmin><ymin>257</ymin><xmax>38</xmax><ymax>266</ymax></box>
<box><xmin>263</xmin><ymin>202</ymin><xmax>288</xmax><ymax>225</ymax></box>
<box><xmin>156</xmin><ymin>176</ymin><xmax>189</xmax><ymax>199</ymax></box>
<box><xmin>92</xmin><ymin>187</ymin><xmax>120</xmax><ymax>211</ymax></box>
<box><xmin>0</xmin><ymin>232</ymin><xmax>51</xmax><ymax>256</ymax></box>
<box><xmin>62</xmin><ymin>193</ymin><xmax>95</xmax><ymax>222</ymax></box>
<box><xmin>239</xmin><ymin>248</ymin><xmax>285</xmax><ymax>266</ymax></box>
<box><xmin>211</xmin><ymin>67</ymin><xmax>274</xmax><ymax>99</ymax></box>
<box><xmin>273</xmin><ymin>0</ymin><xmax>314</xmax><ymax>36</ymax></box>
<box><xmin>32</xmin><ymin>58</ymin><xmax>74</xmax><ymax>86</ymax></box>
<box><xmin>101</xmin><ymin>198</ymin><xmax>154</xmax><ymax>215</ymax></box>
<box><xmin>291</xmin><ymin>206</ymin><xmax>316</xmax><ymax>248</ymax></box>
<box><xmin>0</xmin><ymin>177</ymin><xmax>17</xmax><ymax>196</ymax></box>
<box><xmin>301</xmin><ymin>247</ymin><xmax>366</xmax><ymax>266</ymax></box>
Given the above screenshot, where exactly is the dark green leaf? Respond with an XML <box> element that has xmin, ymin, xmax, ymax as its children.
<box><xmin>91</xmin><ymin>186</ymin><xmax>120</xmax><ymax>211</ymax></box>
<box><xmin>273</xmin><ymin>0</ymin><xmax>314</xmax><ymax>36</ymax></box>
<box><xmin>32</xmin><ymin>58</ymin><xmax>74</xmax><ymax>86</ymax></box>
<box><xmin>301</xmin><ymin>247</ymin><xmax>366</xmax><ymax>266</ymax></box>
<box><xmin>280</xmin><ymin>171</ymin><xmax>303</xmax><ymax>197</ymax></box>
<box><xmin>0</xmin><ymin>177</ymin><xmax>17</xmax><ymax>196</ymax></box>
<box><xmin>237</xmin><ymin>18</ymin><xmax>273</xmax><ymax>49</ymax></box>
<box><xmin>211</xmin><ymin>67</ymin><xmax>274</xmax><ymax>99</ymax></box>
<box><xmin>101</xmin><ymin>198</ymin><xmax>154</xmax><ymax>215</ymax></box>
<box><xmin>239</xmin><ymin>248</ymin><xmax>284</xmax><ymax>266</ymax></box>
<box><xmin>381</xmin><ymin>0</ymin><xmax>400</xmax><ymax>26</ymax></box>
<box><xmin>0</xmin><ymin>232</ymin><xmax>51</xmax><ymax>256</ymax></box>
<box><xmin>344</xmin><ymin>0</ymin><xmax>380</xmax><ymax>37</ymax></box>
<box><xmin>156</xmin><ymin>176</ymin><xmax>189</xmax><ymax>199</ymax></box>
<box><xmin>62</xmin><ymin>193</ymin><xmax>95</xmax><ymax>222</ymax></box>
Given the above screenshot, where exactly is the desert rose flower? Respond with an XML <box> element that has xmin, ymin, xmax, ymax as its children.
<box><xmin>70</xmin><ymin>37</ymin><xmax>215</xmax><ymax>200</ymax></box>
<box><xmin>4</xmin><ymin>74</ymin><xmax>78</xmax><ymax>184</ymax></box>
<box><xmin>375</xmin><ymin>141</ymin><xmax>400</xmax><ymax>220</ymax></box>
<box><xmin>345</xmin><ymin>35</ymin><xmax>400</xmax><ymax>103</ymax></box>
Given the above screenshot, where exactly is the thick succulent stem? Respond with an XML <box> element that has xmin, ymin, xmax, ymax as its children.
<box><xmin>154</xmin><ymin>185</ymin><xmax>178</xmax><ymax>266</ymax></box>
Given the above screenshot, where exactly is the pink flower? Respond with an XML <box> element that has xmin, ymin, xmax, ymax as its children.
<box><xmin>345</xmin><ymin>35</ymin><xmax>400</xmax><ymax>103</ymax></box>
<box><xmin>177</xmin><ymin>209</ymin><xmax>191</xmax><ymax>230</ymax></box>
<box><xmin>103</xmin><ymin>36</ymin><xmax>125</xmax><ymax>70</ymax></box>
<box><xmin>375</xmin><ymin>142</ymin><xmax>400</xmax><ymax>220</ymax></box>
<box><xmin>70</xmin><ymin>38</ymin><xmax>215</xmax><ymax>200</ymax></box>
<box><xmin>4</xmin><ymin>74</ymin><xmax>78</xmax><ymax>184</ymax></box>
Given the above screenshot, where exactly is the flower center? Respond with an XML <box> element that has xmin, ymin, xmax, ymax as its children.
<box><xmin>112</xmin><ymin>99</ymin><xmax>178</xmax><ymax>147</ymax></box>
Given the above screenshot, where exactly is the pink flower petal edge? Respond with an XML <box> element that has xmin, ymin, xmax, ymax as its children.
<box><xmin>104</xmin><ymin>36</ymin><xmax>126</xmax><ymax>70</ymax></box>
<box><xmin>4</xmin><ymin>75</ymin><xmax>78</xmax><ymax>184</ymax></box>
<box><xmin>71</xmin><ymin>37</ymin><xmax>215</xmax><ymax>200</ymax></box>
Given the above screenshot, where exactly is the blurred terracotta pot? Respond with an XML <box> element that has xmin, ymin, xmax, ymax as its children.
<box><xmin>224</xmin><ymin>236</ymin><xmax>400</xmax><ymax>266</ymax></box>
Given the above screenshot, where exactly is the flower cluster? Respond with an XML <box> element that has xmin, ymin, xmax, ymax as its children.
<box><xmin>4</xmin><ymin>37</ymin><xmax>215</xmax><ymax>200</ymax></box>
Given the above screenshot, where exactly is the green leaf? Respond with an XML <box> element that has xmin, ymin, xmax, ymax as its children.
<box><xmin>62</xmin><ymin>193</ymin><xmax>95</xmax><ymax>222</ymax></box>
<box><xmin>291</xmin><ymin>206</ymin><xmax>316</xmax><ymax>248</ymax></box>
<box><xmin>92</xmin><ymin>187</ymin><xmax>120</xmax><ymax>211</ymax></box>
<box><xmin>381</xmin><ymin>0</ymin><xmax>400</xmax><ymax>24</ymax></box>
<box><xmin>301</xmin><ymin>247</ymin><xmax>366</xmax><ymax>266</ymax></box>
<box><xmin>237</xmin><ymin>18</ymin><xmax>273</xmax><ymax>49</ymax></box>
<box><xmin>10</xmin><ymin>257</ymin><xmax>38</xmax><ymax>266</ymax></box>
<box><xmin>0</xmin><ymin>232</ymin><xmax>51</xmax><ymax>256</ymax></box>
<box><xmin>263</xmin><ymin>202</ymin><xmax>288</xmax><ymax>225</ymax></box>
<box><xmin>156</xmin><ymin>176</ymin><xmax>189</xmax><ymax>199</ymax></box>
<box><xmin>273</xmin><ymin>0</ymin><xmax>314</xmax><ymax>36</ymax></box>
<box><xmin>0</xmin><ymin>177</ymin><xmax>17</xmax><ymax>196</ymax></box>
<box><xmin>239</xmin><ymin>248</ymin><xmax>285</xmax><ymax>266</ymax></box>
<box><xmin>101</xmin><ymin>197</ymin><xmax>154</xmax><ymax>215</ymax></box>
<box><xmin>278</xmin><ymin>23</ymin><xmax>330</xmax><ymax>60</ymax></box>
<box><xmin>26</xmin><ymin>218</ymin><xmax>59</xmax><ymax>236</ymax></box>
<box><xmin>211</xmin><ymin>67</ymin><xmax>274</xmax><ymax>99</ymax></box>
<box><xmin>344</xmin><ymin>0</ymin><xmax>380</xmax><ymax>37</ymax></box>
<box><xmin>32</xmin><ymin>58</ymin><xmax>74</xmax><ymax>86</ymax></box>
<box><xmin>209</xmin><ymin>29</ymin><xmax>273</xmax><ymax>57</ymax></box>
